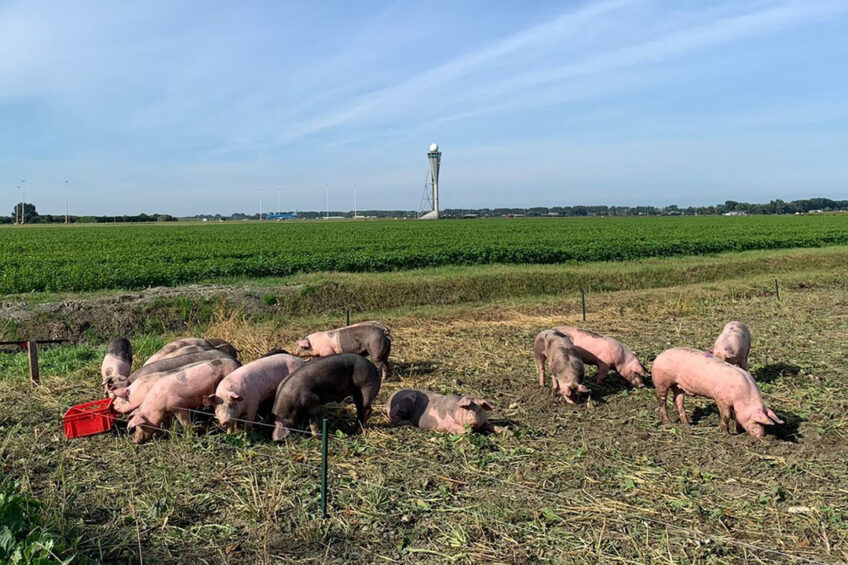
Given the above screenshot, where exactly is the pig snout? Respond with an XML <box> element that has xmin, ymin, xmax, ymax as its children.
<box><xmin>272</xmin><ymin>418</ymin><xmax>291</xmax><ymax>442</ymax></box>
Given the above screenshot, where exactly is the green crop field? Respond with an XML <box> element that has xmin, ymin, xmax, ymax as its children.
<box><xmin>1</xmin><ymin>215</ymin><xmax>846</xmax><ymax>294</ymax></box>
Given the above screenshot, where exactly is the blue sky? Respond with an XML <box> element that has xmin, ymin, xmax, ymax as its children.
<box><xmin>2</xmin><ymin>0</ymin><xmax>847</xmax><ymax>216</ymax></box>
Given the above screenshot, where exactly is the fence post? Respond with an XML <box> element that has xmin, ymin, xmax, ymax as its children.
<box><xmin>320</xmin><ymin>418</ymin><xmax>329</xmax><ymax>518</ymax></box>
<box><xmin>774</xmin><ymin>278</ymin><xmax>780</xmax><ymax>301</ymax></box>
<box><xmin>27</xmin><ymin>341</ymin><xmax>40</xmax><ymax>387</ymax></box>
<box><xmin>345</xmin><ymin>309</ymin><xmax>350</xmax><ymax>326</ymax></box>
<box><xmin>581</xmin><ymin>289</ymin><xmax>587</xmax><ymax>322</ymax></box>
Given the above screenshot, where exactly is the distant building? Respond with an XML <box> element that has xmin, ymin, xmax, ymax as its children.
<box><xmin>723</xmin><ymin>211</ymin><xmax>747</xmax><ymax>216</ymax></box>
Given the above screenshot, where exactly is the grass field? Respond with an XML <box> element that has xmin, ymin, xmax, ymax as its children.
<box><xmin>1</xmin><ymin>215</ymin><xmax>847</xmax><ymax>294</ymax></box>
<box><xmin>0</xmin><ymin>248</ymin><xmax>846</xmax><ymax>563</ymax></box>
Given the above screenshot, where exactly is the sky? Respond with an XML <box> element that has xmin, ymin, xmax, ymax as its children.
<box><xmin>2</xmin><ymin>0</ymin><xmax>847</xmax><ymax>216</ymax></box>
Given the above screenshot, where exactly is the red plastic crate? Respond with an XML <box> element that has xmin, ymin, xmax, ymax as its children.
<box><xmin>63</xmin><ymin>398</ymin><xmax>115</xmax><ymax>439</ymax></box>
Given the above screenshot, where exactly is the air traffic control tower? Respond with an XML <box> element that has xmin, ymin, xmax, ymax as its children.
<box><xmin>420</xmin><ymin>143</ymin><xmax>441</xmax><ymax>219</ymax></box>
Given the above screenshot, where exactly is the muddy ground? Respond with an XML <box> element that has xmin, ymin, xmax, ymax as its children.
<box><xmin>0</xmin><ymin>266</ymin><xmax>846</xmax><ymax>563</ymax></box>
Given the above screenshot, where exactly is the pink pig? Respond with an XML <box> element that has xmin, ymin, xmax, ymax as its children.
<box><xmin>533</xmin><ymin>330</ymin><xmax>589</xmax><ymax>403</ymax></box>
<box><xmin>652</xmin><ymin>347</ymin><xmax>783</xmax><ymax>438</ymax></box>
<box><xmin>112</xmin><ymin>371</ymin><xmax>168</xmax><ymax>415</ymax></box>
<box><xmin>294</xmin><ymin>322</ymin><xmax>392</xmax><ymax>380</ymax></box>
<box><xmin>126</xmin><ymin>357</ymin><xmax>240</xmax><ymax>443</ymax></box>
<box><xmin>386</xmin><ymin>389</ymin><xmax>494</xmax><ymax>434</ymax></box>
<box><xmin>203</xmin><ymin>352</ymin><xmax>303</xmax><ymax>433</ymax></box>
<box><xmin>709</xmin><ymin>321</ymin><xmax>751</xmax><ymax>370</ymax></box>
<box><xmin>100</xmin><ymin>337</ymin><xmax>132</xmax><ymax>395</ymax></box>
<box><xmin>144</xmin><ymin>338</ymin><xmax>237</xmax><ymax>366</ymax></box>
<box><xmin>554</xmin><ymin>326</ymin><xmax>646</xmax><ymax>387</ymax></box>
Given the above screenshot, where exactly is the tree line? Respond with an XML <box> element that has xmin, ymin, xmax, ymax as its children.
<box><xmin>5</xmin><ymin>197</ymin><xmax>846</xmax><ymax>224</ymax></box>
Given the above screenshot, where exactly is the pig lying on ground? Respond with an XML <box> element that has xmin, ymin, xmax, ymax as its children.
<box><xmin>652</xmin><ymin>347</ymin><xmax>783</xmax><ymax>438</ymax></box>
<box><xmin>144</xmin><ymin>338</ymin><xmax>238</xmax><ymax>366</ymax></box>
<box><xmin>294</xmin><ymin>322</ymin><xmax>392</xmax><ymax>380</ymax></box>
<box><xmin>386</xmin><ymin>389</ymin><xmax>494</xmax><ymax>434</ymax></box>
<box><xmin>272</xmin><ymin>354</ymin><xmax>381</xmax><ymax>440</ymax></box>
<box><xmin>126</xmin><ymin>357</ymin><xmax>241</xmax><ymax>443</ymax></box>
<box><xmin>533</xmin><ymin>330</ymin><xmax>589</xmax><ymax>403</ymax></box>
<box><xmin>204</xmin><ymin>352</ymin><xmax>304</xmax><ymax>433</ymax></box>
<box><xmin>554</xmin><ymin>326</ymin><xmax>646</xmax><ymax>387</ymax></box>
<box><xmin>709</xmin><ymin>321</ymin><xmax>751</xmax><ymax>370</ymax></box>
<box><xmin>100</xmin><ymin>337</ymin><xmax>133</xmax><ymax>395</ymax></box>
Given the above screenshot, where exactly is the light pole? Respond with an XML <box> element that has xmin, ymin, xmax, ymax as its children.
<box><xmin>20</xmin><ymin>179</ymin><xmax>25</xmax><ymax>225</ymax></box>
<box><xmin>277</xmin><ymin>188</ymin><xmax>281</xmax><ymax>216</ymax></box>
<box><xmin>15</xmin><ymin>185</ymin><xmax>20</xmax><ymax>224</ymax></box>
<box><xmin>354</xmin><ymin>184</ymin><xmax>357</xmax><ymax>219</ymax></box>
<box><xmin>64</xmin><ymin>180</ymin><xmax>69</xmax><ymax>224</ymax></box>
<box><xmin>325</xmin><ymin>184</ymin><xmax>329</xmax><ymax>219</ymax></box>
<box><xmin>259</xmin><ymin>188</ymin><xmax>263</xmax><ymax>221</ymax></box>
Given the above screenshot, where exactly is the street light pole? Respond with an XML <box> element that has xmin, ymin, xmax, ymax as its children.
<box><xmin>20</xmin><ymin>180</ymin><xmax>25</xmax><ymax>225</ymax></box>
<box><xmin>15</xmin><ymin>185</ymin><xmax>20</xmax><ymax>224</ymax></box>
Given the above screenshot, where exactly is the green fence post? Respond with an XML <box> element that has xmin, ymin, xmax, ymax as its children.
<box><xmin>581</xmin><ymin>289</ymin><xmax>587</xmax><ymax>322</ymax></box>
<box><xmin>321</xmin><ymin>418</ymin><xmax>329</xmax><ymax>518</ymax></box>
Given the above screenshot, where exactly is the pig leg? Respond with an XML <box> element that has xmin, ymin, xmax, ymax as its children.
<box><xmin>375</xmin><ymin>360</ymin><xmax>391</xmax><ymax>381</ymax></box>
<box><xmin>717</xmin><ymin>403</ymin><xmax>732</xmax><ymax>434</ymax></box>
<box><xmin>672</xmin><ymin>385</ymin><xmax>689</xmax><ymax>425</ymax></box>
<box><xmin>596</xmin><ymin>362</ymin><xmax>609</xmax><ymax>385</ymax></box>
<box><xmin>308</xmin><ymin>407</ymin><xmax>321</xmax><ymax>437</ymax></box>
<box><xmin>730</xmin><ymin>408</ymin><xmax>742</xmax><ymax>434</ymax></box>
<box><xmin>534</xmin><ymin>351</ymin><xmax>546</xmax><ymax>387</ymax></box>
<box><xmin>174</xmin><ymin>409</ymin><xmax>192</xmax><ymax>429</ymax></box>
<box><xmin>243</xmin><ymin>400</ymin><xmax>259</xmax><ymax>434</ymax></box>
<box><xmin>352</xmin><ymin>389</ymin><xmax>373</xmax><ymax>427</ymax></box>
<box><xmin>656</xmin><ymin>384</ymin><xmax>671</xmax><ymax>423</ymax></box>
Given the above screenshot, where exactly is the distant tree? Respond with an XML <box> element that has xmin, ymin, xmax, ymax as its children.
<box><xmin>10</xmin><ymin>203</ymin><xmax>38</xmax><ymax>223</ymax></box>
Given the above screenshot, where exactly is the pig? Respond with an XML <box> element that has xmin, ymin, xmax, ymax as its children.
<box><xmin>126</xmin><ymin>357</ymin><xmax>241</xmax><ymax>443</ymax></box>
<box><xmin>652</xmin><ymin>347</ymin><xmax>783</xmax><ymax>438</ymax></box>
<box><xmin>386</xmin><ymin>389</ymin><xmax>494</xmax><ymax>434</ymax></box>
<box><xmin>533</xmin><ymin>330</ymin><xmax>589</xmax><ymax>403</ymax></box>
<box><xmin>144</xmin><ymin>338</ymin><xmax>238</xmax><ymax>366</ymax></box>
<box><xmin>554</xmin><ymin>326</ymin><xmax>646</xmax><ymax>387</ymax></box>
<box><xmin>112</xmin><ymin>370</ymin><xmax>168</xmax><ymax>415</ymax></box>
<box><xmin>127</xmin><ymin>348</ymin><xmax>235</xmax><ymax>385</ymax></box>
<box><xmin>204</xmin><ymin>353</ymin><xmax>304</xmax><ymax>433</ymax></box>
<box><xmin>709</xmin><ymin>321</ymin><xmax>751</xmax><ymax>370</ymax></box>
<box><xmin>271</xmin><ymin>353</ymin><xmax>381</xmax><ymax>440</ymax></box>
<box><xmin>294</xmin><ymin>323</ymin><xmax>392</xmax><ymax>380</ymax></box>
<box><xmin>100</xmin><ymin>337</ymin><xmax>133</xmax><ymax>395</ymax></box>
<box><xmin>113</xmin><ymin>361</ymin><xmax>215</xmax><ymax>414</ymax></box>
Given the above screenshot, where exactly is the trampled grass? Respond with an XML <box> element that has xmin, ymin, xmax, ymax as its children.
<box><xmin>1</xmin><ymin>215</ymin><xmax>846</xmax><ymax>294</ymax></box>
<box><xmin>0</xmin><ymin>254</ymin><xmax>846</xmax><ymax>563</ymax></box>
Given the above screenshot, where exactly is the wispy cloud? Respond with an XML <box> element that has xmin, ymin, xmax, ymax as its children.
<box><xmin>280</xmin><ymin>0</ymin><xmax>847</xmax><ymax>144</ymax></box>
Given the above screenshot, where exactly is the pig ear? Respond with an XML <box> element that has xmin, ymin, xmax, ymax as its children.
<box><xmin>750</xmin><ymin>409</ymin><xmax>773</xmax><ymax>426</ymax></box>
<box><xmin>227</xmin><ymin>391</ymin><xmax>243</xmax><ymax>401</ymax></box>
<box><xmin>297</xmin><ymin>339</ymin><xmax>310</xmax><ymax>349</ymax></box>
<box><xmin>458</xmin><ymin>396</ymin><xmax>474</xmax><ymax>409</ymax></box>
<box><xmin>126</xmin><ymin>414</ymin><xmax>141</xmax><ymax>430</ymax></box>
<box><xmin>475</xmin><ymin>398</ymin><xmax>493</xmax><ymax>411</ymax></box>
<box><xmin>113</xmin><ymin>387</ymin><xmax>130</xmax><ymax>400</ymax></box>
<box><xmin>202</xmin><ymin>395</ymin><xmax>217</xmax><ymax>407</ymax></box>
<box><xmin>766</xmin><ymin>408</ymin><xmax>784</xmax><ymax>425</ymax></box>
